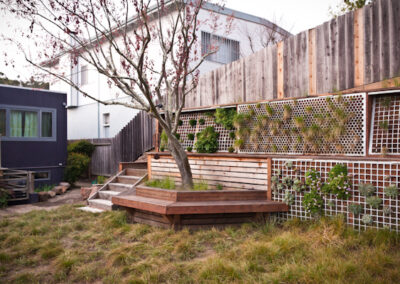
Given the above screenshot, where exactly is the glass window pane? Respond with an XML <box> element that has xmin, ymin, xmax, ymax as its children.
<box><xmin>10</xmin><ymin>110</ymin><xmax>38</xmax><ymax>137</ymax></box>
<box><xmin>0</xmin><ymin>109</ymin><xmax>5</xmax><ymax>136</ymax></box>
<box><xmin>41</xmin><ymin>112</ymin><xmax>53</xmax><ymax>137</ymax></box>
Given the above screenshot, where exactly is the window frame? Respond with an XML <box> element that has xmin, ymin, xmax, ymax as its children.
<box><xmin>81</xmin><ymin>64</ymin><xmax>89</xmax><ymax>86</ymax></box>
<box><xmin>0</xmin><ymin>104</ymin><xmax>57</xmax><ymax>142</ymax></box>
<box><xmin>34</xmin><ymin>170</ymin><xmax>51</xmax><ymax>181</ymax></box>
<box><xmin>201</xmin><ymin>31</ymin><xmax>240</xmax><ymax>65</ymax></box>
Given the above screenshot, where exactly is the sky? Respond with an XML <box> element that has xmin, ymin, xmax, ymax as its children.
<box><xmin>0</xmin><ymin>0</ymin><xmax>339</xmax><ymax>81</ymax></box>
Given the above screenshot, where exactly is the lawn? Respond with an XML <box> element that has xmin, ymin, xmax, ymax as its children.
<box><xmin>1</xmin><ymin>206</ymin><xmax>400</xmax><ymax>283</ymax></box>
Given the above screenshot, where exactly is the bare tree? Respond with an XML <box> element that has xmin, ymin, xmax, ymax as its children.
<box><xmin>239</xmin><ymin>17</ymin><xmax>290</xmax><ymax>55</ymax></box>
<box><xmin>0</xmin><ymin>0</ymin><xmax>225</xmax><ymax>189</ymax></box>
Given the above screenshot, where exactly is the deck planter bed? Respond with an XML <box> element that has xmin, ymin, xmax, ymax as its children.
<box><xmin>112</xmin><ymin>185</ymin><xmax>288</xmax><ymax>229</ymax></box>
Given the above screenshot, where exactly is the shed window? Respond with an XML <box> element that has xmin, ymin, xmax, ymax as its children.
<box><xmin>201</xmin><ymin>31</ymin><xmax>240</xmax><ymax>64</ymax></box>
<box><xmin>41</xmin><ymin>112</ymin><xmax>53</xmax><ymax>137</ymax></box>
<box><xmin>0</xmin><ymin>109</ymin><xmax>5</xmax><ymax>136</ymax></box>
<box><xmin>81</xmin><ymin>65</ymin><xmax>88</xmax><ymax>85</ymax></box>
<box><xmin>10</xmin><ymin>110</ymin><xmax>38</xmax><ymax>137</ymax></box>
<box><xmin>34</xmin><ymin>171</ymin><xmax>50</xmax><ymax>180</ymax></box>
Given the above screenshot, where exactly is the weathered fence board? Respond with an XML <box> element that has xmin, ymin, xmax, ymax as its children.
<box><xmin>185</xmin><ymin>0</ymin><xmax>399</xmax><ymax>108</ymax></box>
<box><xmin>72</xmin><ymin>111</ymin><xmax>155</xmax><ymax>176</ymax></box>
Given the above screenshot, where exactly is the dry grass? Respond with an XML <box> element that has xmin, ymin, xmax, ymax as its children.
<box><xmin>1</xmin><ymin>205</ymin><xmax>400</xmax><ymax>283</ymax></box>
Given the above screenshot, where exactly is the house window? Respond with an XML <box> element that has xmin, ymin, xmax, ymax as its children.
<box><xmin>201</xmin><ymin>31</ymin><xmax>240</xmax><ymax>64</ymax></box>
<box><xmin>0</xmin><ymin>105</ymin><xmax>56</xmax><ymax>141</ymax></box>
<box><xmin>41</xmin><ymin>112</ymin><xmax>53</xmax><ymax>137</ymax></box>
<box><xmin>103</xmin><ymin>113</ymin><xmax>110</xmax><ymax>138</ymax></box>
<box><xmin>10</xmin><ymin>110</ymin><xmax>38</xmax><ymax>137</ymax></box>
<box><xmin>0</xmin><ymin>109</ymin><xmax>5</xmax><ymax>136</ymax></box>
<box><xmin>81</xmin><ymin>65</ymin><xmax>88</xmax><ymax>85</ymax></box>
<box><xmin>34</xmin><ymin>171</ymin><xmax>50</xmax><ymax>181</ymax></box>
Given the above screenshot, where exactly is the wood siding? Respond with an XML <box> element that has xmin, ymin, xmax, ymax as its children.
<box><xmin>185</xmin><ymin>0</ymin><xmax>399</xmax><ymax>107</ymax></box>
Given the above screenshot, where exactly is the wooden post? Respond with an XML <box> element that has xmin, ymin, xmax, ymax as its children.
<box><xmin>308</xmin><ymin>29</ymin><xmax>317</xmax><ymax>95</ymax></box>
<box><xmin>147</xmin><ymin>154</ymin><xmax>152</xmax><ymax>180</ymax></box>
<box><xmin>277</xmin><ymin>41</ymin><xmax>284</xmax><ymax>99</ymax></box>
<box><xmin>154</xmin><ymin>120</ymin><xmax>160</xmax><ymax>152</ymax></box>
<box><xmin>354</xmin><ymin>8</ymin><xmax>365</xmax><ymax>87</ymax></box>
<box><xmin>267</xmin><ymin>158</ymin><xmax>272</xmax><ymax>200</ymax></box>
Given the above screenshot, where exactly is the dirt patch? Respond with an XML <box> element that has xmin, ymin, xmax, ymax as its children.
<box><xmin>0</xmin><ymin>187</ymin><xmax>85</xmax><ymax>217</ymax></box>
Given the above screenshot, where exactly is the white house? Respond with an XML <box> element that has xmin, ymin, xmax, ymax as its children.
<box><xmin>49</xmin><ymin>2</ymin><xmax>290</xmax><ymax>140</ymax></box>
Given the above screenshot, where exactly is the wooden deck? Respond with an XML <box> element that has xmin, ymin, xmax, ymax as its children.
<box><xmin>112</xmin><ymin>186</ymin><xmax>288</xmax><ymax>229</ymax></box>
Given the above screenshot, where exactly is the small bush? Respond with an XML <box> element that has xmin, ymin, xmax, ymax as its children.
<box><xmin>67</xmin><ymin>140</ymin><xmax>95</xmax><ymax>157</ymax></box>
<box><xmin>358</xmin><ymin>184</ymin><xmax>376</xmax><ymax>197</ymax></box>
<box><xmin>0</xmin><ymin>188</ymin><xmax>9</xmax><ymax>208</ymax></box>
<box><xmin>228</xmin><ymin>146</ymin><xmax>235</xmax><ymax>153</ymax></box>
<box><xmin>199</xmin><ymin>118</ymin><xmax>205</xmax><ymax>125</ymax></box>
<box><xmin>366</xmin><ymin>196</ymin><xmax>382</xmax><ymax>209</ymax></box>
<box><xmin>64</xmin><ymin>153</ymin><xmax>90</xmax><ymax>184</ymax></box>
<box><xmin>303</xmin><ymin>190</ymin><xmax>324</xmax><ymax>215</ymax></box>
<box><xmin>174</xmin><ymin>133</ymin><xmax>181</xmax><ymax>140</ymax></box>
<box><xmin>193</xmin><ymin>180</ymin><xmax>208</xmax><ymax>191</ymax></box>
<box><xmin>216</xmin><ymin>184</ymin><xmax>223</xmax><ymax>190</ymax></box>
<box><xmin>362</xmin><ymin>214</ymin><xmax>373</xmax><ymax>225</ymax></box>
<box><xmin>186</xmin><ymin>146</ymin><xmax>193</xmax><ymax>152</ymax></box>
<box><xmin>195</xmin><ymin>126</ymin><xmax>219</xmax><ymax>153</ymax></box>
<box><xmin>229</xmin><ymin>132</ymin><xmax>236</xmax><ymax>139</ymax></box>
<box><xmin>322</xmin><ymin>164</ymin><xmax>351</xmax><ymax>199</ymax></box>
<box><xmin>214</xmin><ymin>108</ymin><xmax>236</xmax><ymax>130</ymax></box>
<box><xmin>189</xmin><ymin>119</ymin><xmax>197</xmax><ymax>127</ymax></box>
<box><xmin>145</xmin><ymin>177</ymin><xmax>175</xmax><ymax>190</ymax></box>
<box><xmin>384</xmin><ymin>185</ymin><xmax>398</xmax><ymax>198</ymax></box>
<box><xmin>348</xmin><ymin>203</ymin><xmax>363</xmax><ymax>216</ymax></box>
<box><xmin>34</xmin><ymin>184</ymin><xmax>55</xmax><ymax>193</ymax></box>
<box><xmin>187</xmin><ymin>133</ymin><xmax>195</xmax><ymax>140</ymax></box>
<box><xmin>178</xmin><ymin>120</ymin><xmax>183</xmax><ymax>126</ymax></box>
<box><xmin>97</xmin><ymin>176</ymin><xmax>106</xmax><ymax>184</ymax></box>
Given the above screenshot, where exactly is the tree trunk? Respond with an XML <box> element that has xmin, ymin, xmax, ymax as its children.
<box><xmin>167</xmin><ymin>134</ymin><xmax>194</xmax><ymax>189</ymax></box>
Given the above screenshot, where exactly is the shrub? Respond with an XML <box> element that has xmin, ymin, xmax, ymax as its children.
<box><xmin>194</xmin><ymin>126</ymin><xmax>219</xmax><ymax>153</ymax></box>
<box><xmin>358</xmin><ymin>184</ymin><xmax>376</xmax><ymax>197</ymax></box>
<box><xmin>186</xmin><ymin>146</ymin><xmax>193</xmax><ymax>152</ymax></box>
<box><xmin>284</xmin><ymin>190</ymin><xmax>295</xmax><ymax>206</ymax></box>
<box><xmin>160</xmin><ymin>130</ymin><xmax>168</xmax><ymax>151</ymax></box>
<box><xmin>178</xmin><ymin>120</ymin><xmax>183</xmax><ymax>126</ymax></box>
<box><xmin>362</xmin><ymin>214</ymin><xmax>373</xmax><ymax>225</ymax></box>
<box><xmin>322</xmin><ymin>164</ymin><xmax>351</xmax><ymax>199</ymax></box>
<box><xmin>97</xmin><ymin>176</ymin><xmax>106</xmax><ymax>184</ymax></box>
<box><xmin>293</xmin><ymin>178</ymin><xmax>305</xmax><ymax>192</ymax></box>
<box><xmin>366</xmin><ymin>196</ymin><xmax>382</xmax><ymax>209</ymax></box>
<box><xmin>189</xmin><ymin>119</ymin><xmax>197</xmax><ymax>127</ymax></box>
<box><xmin>67</xmin><ymin>140</ymin><xmax>95</xmax><ymax>157</ymax></box>
<box><xmin>64</xmin><ymin>152</ymin><xmax>90</xmax><ymax>184</ymax></box>
<box><xmin>228</xmin><ymin>146</ymin><xmax>235</xmax><ymax>153</ymax></box>
<box><xmin>305</xmin><ymin>169</ymin><xmax>323</xmax><ymax>191</ymax></box>
<box><xmin>214</xmin><ymin>108</ymin><xmax>236</xmax><ymax>130</ymax></box>
<box><xmin>187</xmin><ymin>133</ymin><xmax>195</xmax><ymax>140</ymax></box>
<box><xmin>384</xmin><ymin>185</ymin><xmax>398</xmax><ymax>198</ymax></box>
<box><xmin>229</xmin><ymin>132</ymin><xmax>236</xmax><ymax>139</ymax></box>
<box><xmin>0</xmin><ymin>188</ymin><xmax>9</xmax><ymax>208</ymax></box>
<box><xmin>193</xmin><ymin>180</ymin><xmax>208</xmax><ymax>191</ymax></box>
<box><xmin>145</xmin><ymin>177</ymin><xmax>175</xmax><ymax>190</ymax></box>
<box><xmin>216</xmin><ymin>184</ymin><xmax>223</xmax><ymax>190</ymax></box>
<box><xmin>199</xmin><ymin>118</ymin><xmax>205</xmax><ymax>125</ymax></box>
<box><xmin>174</xmin><ymin>133</ymin><xmax>181</xmax><ymax>140</ymax></box>
<box><xmin>34</xmin><ymin>184</ymin><xmax>54</xmax><ymax>192</ymax></box>
<box><xmin>303</xmin><ymin>190</ymin><xmax>324</xmax><ymax>215</ymax></box>
<box><xmin>348</xmin><ymin>203</ymin><xmax>363</xmax><ymax>216</ymax></box>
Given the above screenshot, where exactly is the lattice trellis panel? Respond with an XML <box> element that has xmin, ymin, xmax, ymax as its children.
<box><xmin>271</xmin><ymin>158</ymin><xmax>400</xmax><ymax>232</ymax></box>
<box><xmin>237</xmin><ymin>94</ymin><xmax>366</xmax><ymax>156</ymax></box>
<box><xmin>176</xmin><ymin>110</ymin><xmax>235</xmax><ymax>152</ymax></box>
<box><xmin>370</xmin><ymin>94</ymin><xmax>400</xmax><ymax>155</ymax></box>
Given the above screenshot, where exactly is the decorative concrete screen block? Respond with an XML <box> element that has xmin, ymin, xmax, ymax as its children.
<box><xmin>176</xmin><ymin>110</ymin><xmax>235</xmax><ymax>152</ymax></box>
<box><xmin>271</xmin><ymin>158</ymin><xmax>400</xmax><ymax>232</ymax></box>
<box><xmin>237</xmin><ymin>93</ymin><xmax>366</xmax><ymax>156</ymax></box>
<box><xmin>370</xmin><ymin>94</ymin><xmax>400</xmax><ymax>155</ymax></box>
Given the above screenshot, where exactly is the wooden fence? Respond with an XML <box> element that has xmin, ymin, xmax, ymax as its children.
<box><xmin>185</xmin><ymin>0</ymin><xmax>400</xmax><ymax>107</ymax></box>
<box><xmin>75</xmin><ymin>111</ymin><xmax>155</xmax><ymax>176</ymax></box>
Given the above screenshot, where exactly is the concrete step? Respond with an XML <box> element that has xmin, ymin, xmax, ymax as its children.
<box><xmin>77</xmin><ymin>206</ymin><xmax>104</xmax><ymax>213</ymax></box>
<box><xmin>99</xmin><ymin>190</ymin><xmax>121</xmax><ymax>200</ymax></box>
<box><xmin>125</xmin><ymin>168</ymin><xmax>147</xmax><ymax>176</ymax></box>
<box><xmin>108</xmin><ymin>183</ymin><xmax>134</xmax><ymax>192</ymax></box>
<box><xmin>88</xmin><ymin>199</ymin><xmax>113</xmax><ymax>211</ymax></box>
<box><xmin>117</xmin><ymin>175</ymin><xmax>140</xmax><ymax>184</ymax></box>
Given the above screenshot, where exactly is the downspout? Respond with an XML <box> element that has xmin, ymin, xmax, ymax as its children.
<box><xmin>97</xmin><ymin>71</ymin><xmax>100</xmax><ymax>138</ymax></box>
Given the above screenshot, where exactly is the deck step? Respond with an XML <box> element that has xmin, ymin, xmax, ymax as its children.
<box><xmin>108</xmin><ymin>183</ymin><xmax>134</xmax><ymax>192</ymax></box>
<box><xmin>98</xmin><ymin>190</ymin><xmax>121</xmax><ymax>200</ymax></box>
<box><xmin>77</xmin><ymin>206</ymin><xmax>104</xmax><ymax>213</ymax></box>
<box><xmin>88</xmin><ymin>199</ymin><xmax>113</xmax><ymax>211</ymax></box>
<box><xmin>125</xmin><ymin>168</ymin><xmax>147</xmax><ymax>176</ymax></box>
<box><xmin>117</xmin><ymin>175</ymin><xmax>140</xmax><ymax>184</ymax></box>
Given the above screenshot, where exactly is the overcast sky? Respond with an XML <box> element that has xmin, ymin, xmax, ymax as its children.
<box><xmin>0</xmin><ymin>0</ymin><xmax>339</xmax><ymax>81</ymax></box>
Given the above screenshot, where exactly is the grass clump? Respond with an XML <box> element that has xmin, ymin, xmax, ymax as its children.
<box><xmin>192</xmin><ymin>180</ymin><xmax>208</xmax><ymax>191</ymax></box>
<box><xmin>145</xmin><ymin>177</ymin><xmax>176</xmax><ymax>190</ymax></box>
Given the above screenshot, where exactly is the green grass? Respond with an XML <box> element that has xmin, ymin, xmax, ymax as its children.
<box><xmin>145</xmin><ymin>177</ymin><xmax>210</xmax><ymax>191</ymax></box>
<box><xmin>1</xmin><ymin>206</ymin><xmax>400</xmax><ymax>283</ymax></box>
<box><xmin>34</xmin><ymin>184</ymin><xmax>55</xmax><ymax>193</ymax></box>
